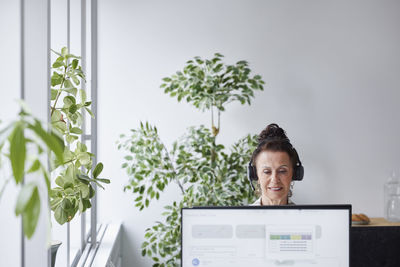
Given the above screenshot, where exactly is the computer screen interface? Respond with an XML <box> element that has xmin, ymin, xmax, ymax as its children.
<box><xmin>181</xmin><ymin>206</ymin><xmax>350</xmax><ymax>267</ymax></box>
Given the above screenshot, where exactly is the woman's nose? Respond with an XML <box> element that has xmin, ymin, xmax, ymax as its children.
<box><xmin>270</xmin><ymin>171</ymin><xmax>279</xmax><ymax>182</ymax></box>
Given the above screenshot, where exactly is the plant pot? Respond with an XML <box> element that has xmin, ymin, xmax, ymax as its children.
<box><xmin>50</xmin><ymin>240</ymin><xmax>62</xmax><ymax>267</ymax></box>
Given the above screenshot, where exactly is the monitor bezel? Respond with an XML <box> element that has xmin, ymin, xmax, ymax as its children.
<box><xmin>180</xmin><ymin>204</ymin><xmax>351</xmax><ymax>267</ymax></box>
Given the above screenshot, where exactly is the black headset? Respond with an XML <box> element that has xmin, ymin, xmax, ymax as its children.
<box><xmin>247</xmin><ymin>138</ymin><xmax>304</xmax><ymax>191</ymax></box>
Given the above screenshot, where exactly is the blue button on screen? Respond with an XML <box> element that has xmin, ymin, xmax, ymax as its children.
<box><xmin>192</xmin><ymin>258</ymin><xmax>200</xmax><ymax>266</ymax></box>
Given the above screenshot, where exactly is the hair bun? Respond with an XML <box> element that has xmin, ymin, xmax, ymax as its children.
<box><xmin>258</xmin><ymin>123</ymin><xmax>289</xmax><ymax>143</ymax></box>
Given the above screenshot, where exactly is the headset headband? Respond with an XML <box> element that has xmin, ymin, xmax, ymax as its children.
<box><xmin>250</xmin><ymin>137</ymin><xmax>294</xmax><ymax>165</ymax></box>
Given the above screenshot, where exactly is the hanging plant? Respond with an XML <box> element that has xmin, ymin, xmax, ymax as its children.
<box><xmin>49</xmin><ymin>47</ymin><xmax>109</xmax><ymax>224</ymax></box>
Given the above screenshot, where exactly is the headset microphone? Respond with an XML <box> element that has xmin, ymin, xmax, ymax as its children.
<box><xmin>247</xmin><ymin>160</ymin><xmax>257</xmax><ymax>191</ymax></box>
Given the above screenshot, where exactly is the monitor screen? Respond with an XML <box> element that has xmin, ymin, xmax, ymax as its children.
<box><xmin>181</xmin><ymin>205</ymin><xmax>350</xmax><ymax>267</ymax></box>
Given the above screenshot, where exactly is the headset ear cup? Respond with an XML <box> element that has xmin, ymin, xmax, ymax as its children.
<box><xmin>247</xmin><ymin>162</ymin><xmax>258</xmax><ymax>191</ymax></box>
<box><xmin>293</xmin><ymin>165</ymin><xmax>304</xmax><ymax>181</ymax></box>
<box><xmin>248</xmin><ymin>162</ymin><xmax>257</xmax><ymax>181</ymax></box>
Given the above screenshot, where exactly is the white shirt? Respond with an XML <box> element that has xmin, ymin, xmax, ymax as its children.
<box><xmin>251</xmin><ymin>197</ymin><xmax>295</xmax><ymax>206</ymax></box>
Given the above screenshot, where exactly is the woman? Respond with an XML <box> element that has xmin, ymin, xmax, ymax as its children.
<box><xmin>248</xmin><ymin>123</ymin><xmax>304</xmax><ymax>205</ymax></box>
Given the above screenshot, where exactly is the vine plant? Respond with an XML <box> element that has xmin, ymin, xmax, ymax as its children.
<box><xmin>117</xmin><ymin>53</ymin><xmax>264</xmax><ymax>266</ymax></box>
<box><xmin>49</xmin><ymin>47</ymin><xmax>109</xmax><ymax>224</ymax></box>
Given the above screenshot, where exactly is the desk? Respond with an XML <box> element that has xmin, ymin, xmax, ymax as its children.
<box><xmin>351</xmin><ymin>218</ymin><xmax>400</xmax><ymax>267</ymax></box>
<box><xmin>352</xmin><ymin>217</ymin><xmax>400</xmax><ymax>227</ymax></box>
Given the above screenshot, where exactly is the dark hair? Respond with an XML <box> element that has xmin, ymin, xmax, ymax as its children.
<box><xmin>251</xmin><ymin>123</ymin><xmax>297</xmax><ymax>168</ymax></box>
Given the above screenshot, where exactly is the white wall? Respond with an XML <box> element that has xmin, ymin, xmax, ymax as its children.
<box><xmin>23</xmin><ymin>0</ymin><xmax>52</xmax><ymax>265</ymax></box>
<box><xmin>1</xmin><ymin>0</ymin><xmax>51</xmax><ymax>266</ymax></box>
<box><xmin>0</xmin><ymin>0</ymin><xmax>22</xmax><ymax>266</ymax></box>
<box><xmin>97</xmin><ymin>1</ymin><xmax>400</xmax><ymax>266</ymax></box>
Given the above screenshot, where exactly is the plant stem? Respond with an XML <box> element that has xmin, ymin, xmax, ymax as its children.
<box><xmin>217</xmin><ymin>110</ymin><xmax>220</xmax><ymax>135</ymax></box>
<box><xmin>211</xmin><ymin>103</ymin><xmax>214</xmax><ymax>131</ymax></box>
<box><xmin>61</xmin><ymin>158</ymin><xmax>76</xmax><ymax>165</ymax></box>
<box><xmin>50</xmin><ymin>66</ymin><xmax>67</xmax><ymax>116</ymax></box>
<box><xmin>160</xmin><ymin>141</ymin><xmax>185</xmax><ymax>195</ymax></box>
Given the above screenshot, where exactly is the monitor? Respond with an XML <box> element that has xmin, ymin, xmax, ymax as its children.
<box><xmin>181</xmin><ymin>205</ymin><xmax>351</xmax><ymax>267</ymax></box>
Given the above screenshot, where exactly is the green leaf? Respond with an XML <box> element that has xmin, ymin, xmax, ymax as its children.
<box><xmin>51</xmin><ymin>89</ymin><xmax>58</xmax><ymax>100</ymax></box>
<box><xmin>40</xmin><ymin>163</ymin><xmax>51</xmax><ymax>193</ymax></box>
<box><xmin>65</xmin><ymin>53</ymin><xmax>81</xmax><ymax>59</ymax></box>
<box><xmin>92</xmin><ymin>179</ymin><xmax>105</xmax><ymax>190</ymax></box>
<box><xmin>80</xmin><ymin>89</ymin><xmax>87</xmax><ymax>103</ymax></box>
<box><xmin>77</xmin><ymin>152</ymin><xmax>91</xmax><ymax>165</ymax></box>
<box><xmin>72</xmin><ymin>59</ymin><xmax>78</xmax><ymax>69</ymax></box>
<box><xmin>61</xmin><ymin>87</ymin><xmax>77</xmax><ymax>96</ymax></box>
<box><xmin>52</xmin><ymin>61</ymin><xmax>64</xmax><ymax>68</ymax></box>
<box><xmin>96</xmin><ymin>178</ymin><xmax>110</xmax><ymax>184</ymax></box>
<box><xmin>61</xmin><ymin>47</ymin><xmax>68</xmax><ymax>56</ymax></box>
<box><xmin>27</xmin><ymin>159</ymin><xmax>40</xmax><ymax>173</ymax></box>
<box><xmin>63</xmin><ymin>165</ymin><xmax>75</xmax><ymax>188</ymax></box>
<box><xmin>15</xmin><ymin>183</ymin><xmax>41</xmax><ymax>238</ymax></box>
<box><xmin>79</xmin><ymin>198</ymin><xmax>85</xmax><ymax>213</ymax></box>
<box><xmin>55</xmin><ymin>176</ymin><xmax>64</xmax><ymax>187</ymax></box>
<box><xmin>52</xmin><ymin>121</ymin><xmax>67</xmax><ymax>134</ymax></box>
<box><xmin>77</xmin><ymin>174</ymin><xmax>90</xmax><ymax>185</ymax></box>
<box><xmin>22</xmin><ymin>186</ymin><xmax>40</xmax><ymax>239</ymax></box>
<box><xmin>82</xmin><ymin>199</ymin><xmax>91</xmax><ymax>211</ymax></box>
<box><xmin>51</xmin><ymin>109</ymin><xmax>62</xmax><ymax>123</ymax></box>
<box><xmin>9</xmin><ymin>122</ymin><xmax>26</xmax><ymax>184</ymax></box>
<box><xmin>89</xmin><ymin>185</ymin><xmax>95</xmax><ymax>198</ymax></box>
<box><xmin>28</xmin><ymin>120</ymin><xmax>64</xmax><ymax>164</ymax></box>
<box><xmin>85</xmin><ymin>107</ymin><xmax>95</xmax><ymax>118</ymax></box>
<box><xmin>69</xmin><ymin>104</ymin><xmax>78</xmax><ymax>114</ymax></box>
<box><xmin>66</xmin><ymin>134</ymin><xmax>78</xmax><ymax>144</ymax></box>
<box><xmin>77</xmin><ymin>183</ymin><xmax>90</xmax><ymax>198</ymax></box>
<box><xmin>50</xmin><ymin>196</ymin><xmax>63</xmax><ymax>210</ymax></box>
<box><xmin>64</xmin><ymin>79</ymin><xmax>73</xmax><ymax>89</ymax></box>
<box><xmin>54</xmin><ymin>198</ymin><xmax>73</xmax><ymax>224</ymax></box>
<box><xmin>76</xmin><ymin>141</ymin><xmax>88</xmax><ymax>152</ymax></box>
<box><xmin>15</xmin><ymin>182</ymin><xmax>36</xmax><ymax>215</ymax></box>
<box><xmin>93</xmin><ymin>162</ymin><xmax>103</xmax><ymax>179</ymax></box>
<box><xmin>51</xmin><ymin>72</ymin><xmax>63</xmax><ymax>86</ymax></box>
<box><xmin>63</xmin><ymin>95</ymin><xmax>76</xmax><ymax>107</ymax></box>
<box><xmin>70</xmin><ymin>127</ymin><xmax>82</xmax><ymax>134</ymax></box>
<box><xmin>71</xmin><ymin>75</ymin><xmax>80</xmax><ymax>85</ymax></box>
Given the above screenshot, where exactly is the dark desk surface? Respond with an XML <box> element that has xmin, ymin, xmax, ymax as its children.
<box><xmin>351</xmin><ymin>218</ymin><xmax>400</xmax><ymax>267</ymax></box>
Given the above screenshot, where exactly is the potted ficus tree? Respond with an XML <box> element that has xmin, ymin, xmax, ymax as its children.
<box><xmin>0</xmin><ymin>47</ymin><xmax>109</xmax><ymax>266</ymax></box>
<box><xmin>117</xmin><ymin>53</ymin><xmax>265</xmax><ymax>267</ymax></box>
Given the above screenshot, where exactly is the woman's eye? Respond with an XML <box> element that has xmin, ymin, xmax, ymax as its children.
<box><xmin>263</xmin><ymin>170</ymin><xmax>271</xmax><ymax>175</ymax></box>
<box><xmin>278</xmin><ymin>170</ymin><xmax>287</xmax><ymax>174</ymax></box>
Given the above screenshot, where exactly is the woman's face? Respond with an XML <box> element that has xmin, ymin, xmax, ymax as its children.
<box><xmin>255</xmin><ymin>150</ymin><xmax>293</xmax><ymax>205</ymax></box>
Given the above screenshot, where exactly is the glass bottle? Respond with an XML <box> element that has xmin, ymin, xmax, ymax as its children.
<box><xmin>384</xmin><ymin>171</ymin><xmax>400</xmax><ymax>222</ymax></box>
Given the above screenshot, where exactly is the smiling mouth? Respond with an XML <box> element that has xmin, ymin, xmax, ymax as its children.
<box><xmin>268</xmin><ymin>187</ymin><xmax>283</xmax><ymax>191</ymax></box>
